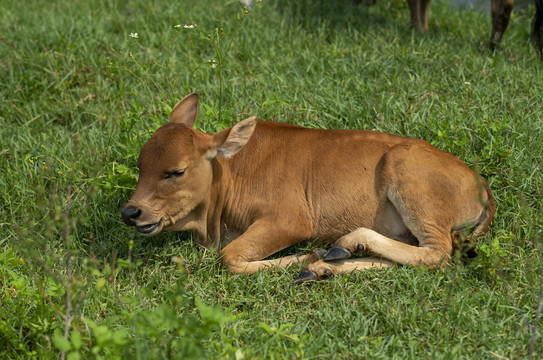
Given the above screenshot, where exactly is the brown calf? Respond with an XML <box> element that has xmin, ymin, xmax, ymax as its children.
<box><xmin>121</xmin><ymin>93</ymin><xmax>495</xmax><ymax>282</ymax></box>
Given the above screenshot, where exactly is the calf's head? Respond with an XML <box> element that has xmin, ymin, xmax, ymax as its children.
<box><xmin>121</xmin><ymin>93</ymin><xmax>256</xmax><ymax>237</ymax></box>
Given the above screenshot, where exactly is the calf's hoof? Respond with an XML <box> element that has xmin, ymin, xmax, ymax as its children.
<box><xmin>293</xmin><ymin>270</ymin><xmax>319</xmax><ymax>284</ymax></box>
<box><xmin>292</xmin><ymin>267</ymin><xmax>334</xmax><ymax>285</ymax></box>
<box><xmin>303</xmin><ymin>248</ymin><xmax>328</xmax><ymax>264</ymax></box>
<box><xmin>324</xmin><ymin>246</ymin><xmax>351</xmax><ymax>261</ymax></box>
<box><xmin>312</xmin><ymin>248</ymin><xmax>328</xmax><ymax>258</ymax></box>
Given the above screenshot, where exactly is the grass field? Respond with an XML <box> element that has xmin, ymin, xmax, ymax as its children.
<box><xmin>1</xmin><ymin>0</ymin><xmax>543</xmax><ymax>358</ymax></box>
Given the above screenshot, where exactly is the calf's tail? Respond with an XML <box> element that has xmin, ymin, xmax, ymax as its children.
<box><xmin>472</xmin><ymin>178</ymin><xmax>496</xmax><ymax>238</ymax></box>
<box><xmin>533</xmin><ymin>0</ymin><xmax>543</xmax><ymax>59</ymax></box>
<box><xmin>452</xmin><ymin>177</ymin><xmax>496</xmax><ymax>258</ymax></box>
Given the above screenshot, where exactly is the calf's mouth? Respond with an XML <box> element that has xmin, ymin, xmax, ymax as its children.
<box><xmin>136</xmin><ymin>220</ymin><xmax>163</xmax><ymax>236</ymax></box>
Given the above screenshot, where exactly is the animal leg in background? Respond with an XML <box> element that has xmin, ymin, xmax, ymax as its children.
<box><xmin>490</xmin><ymin>0</ymin><xmax>515</xmax><ymax>49</ymax></box>
<box><xmin>407</xmin><ymin>0</ymin><xmax>432</xmax><ymax>32</ymax></box>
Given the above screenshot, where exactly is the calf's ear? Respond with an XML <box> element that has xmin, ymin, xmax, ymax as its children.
<box><xmin>169</xmin><ymin>93</ymin><xmax>199</xmax><ymax>127</ymax></box>
<box><xmin>208</xmin><ymin>117</ymin><xmax>257</xmax><ymax>159</ymax></box>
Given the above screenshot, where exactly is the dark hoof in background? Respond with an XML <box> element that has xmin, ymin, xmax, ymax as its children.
<box><xmin>293</xmin><ymin>270</ymin><xmax>319</xmax><ymax>285</ymax></box>
<box><xmin>323</xmin><ymin>247</ymin><xmax>351</xmax><ymax>261</ymax></box>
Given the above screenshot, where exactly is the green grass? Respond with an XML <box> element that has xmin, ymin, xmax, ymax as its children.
<box><xmin>1</xmin><ymin>0</ymin><xmax>542</xmax><ymax>358</ymax></box>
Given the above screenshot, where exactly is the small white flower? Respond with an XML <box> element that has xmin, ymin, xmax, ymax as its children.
<box><xmin>129</xmin><ymin>33</ymin><xmax>138</xmax><ymax>38</ymax></box>
<box><xmin>184</xmin><ymin>24</ymin><xmax>195</xmax><ymax>29</ymax></box>
<box><xmin>208</xmin><ymin>59</ymin><xmax>217</xmax><ymax>68</ymax></box>
<box><xmin>465</xmin><ymin>81</ymin><xmax>470</xmax><ymax>85</ymax></box>
<box><xmin>174</xmin><ymin>24</ymin><xmax>182</xmax><ymax>28</ymax></box>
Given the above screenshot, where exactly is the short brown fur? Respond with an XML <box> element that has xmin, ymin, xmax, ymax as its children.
<box><xmin>122</xmin><ymin>94</ymin><xmax>495</xmax><ymax>280</ymax></box>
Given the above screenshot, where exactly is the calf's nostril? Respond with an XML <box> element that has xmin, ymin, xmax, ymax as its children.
<box><xmin>121</xmin><ymin>206</ymin><xmax>141</xmax><ymax>225</ymax></box>
<box><xmin>129</xmin><ymin>208</ymin><xmax>141</xmax><ymax>219</ymax></box>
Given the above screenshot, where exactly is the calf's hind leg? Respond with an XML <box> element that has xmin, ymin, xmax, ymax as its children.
<box><xmin>295</xmin><ymin>227</ymin><xmax>452</xmax><ymax>282</ymax></box>
<box><xmin>295</xmin><ymin>161</ymin><xmax>459</xmax><ymax>282</ymax></box>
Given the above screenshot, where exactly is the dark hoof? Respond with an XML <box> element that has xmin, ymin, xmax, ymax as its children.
<box><xmin>312</xmin><ymin>248</ymin><xmax>328</xmax><ymax>259</ymax></box>
<box><xmin>293</xmin><ymin>270</ymin><xmax>319</xmax><ymax>284</ymax></box>
<box><xmin>324</xmin><ymin>247</ymin><xmax>351</xmax><ymax>261</ymax></box>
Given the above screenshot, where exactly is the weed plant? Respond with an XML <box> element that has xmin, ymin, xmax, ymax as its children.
<box><xmin>1</xmin><ymin>0</ymin><xmax>542</xmax><ymax>358</ymax></box>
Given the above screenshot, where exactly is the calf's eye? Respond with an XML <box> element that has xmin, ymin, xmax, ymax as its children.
<box><xmin>164</xmin><ymin>169</ymin><xmax>186</xmax><ymax>179</ymax></box>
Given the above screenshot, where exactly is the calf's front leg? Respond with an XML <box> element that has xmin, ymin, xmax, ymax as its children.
<box><xmin>219</xmin><ymin>219</ymin><xmax>320</xmax><ymax>274</ymax></box>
